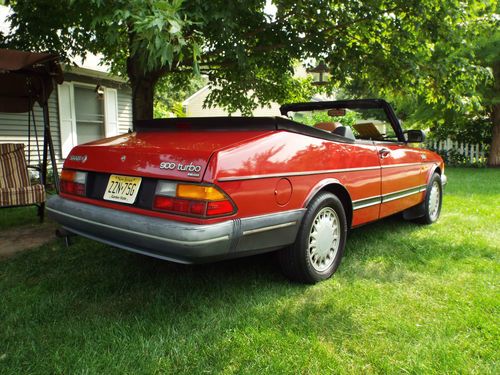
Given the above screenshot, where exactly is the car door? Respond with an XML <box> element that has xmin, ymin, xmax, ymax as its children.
<box><xmin>377</xmin><ymin>141</ymin><xmax>426</xmax><ymax>218</ymax></box>
<box><xmin>338</xmin><ymin>140</ymin><xmax>382</xmax><ymax>226</ymax></box>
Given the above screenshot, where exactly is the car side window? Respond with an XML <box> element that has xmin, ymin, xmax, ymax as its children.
<box><xmin>349</xmin><ymin>108</ymin><xmax>398</xmax><ymax>142</ymax></box>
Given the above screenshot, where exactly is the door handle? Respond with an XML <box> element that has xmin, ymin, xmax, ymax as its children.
<box><xmin>378</xmin><ymin>148</ymin><xmax>391</xmax><ymax>159</ymax></box>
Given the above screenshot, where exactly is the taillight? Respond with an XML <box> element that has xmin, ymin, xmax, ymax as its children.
<box><xmin>60</xmin><ymin>169</ymin><xmax>87</xmax><ymax>197</ymax></box>
<box><xmin>153</xmin><ymin>181</ymin><xmax>236</xmax><ymax>218</ymax></box>
<box><xmin>207</xmin><ymin>200</ymin><xmax>234</xmax><ymax>216</ymax></box>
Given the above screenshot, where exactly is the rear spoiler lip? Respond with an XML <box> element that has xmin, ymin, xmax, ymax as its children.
<box><xmin>135</xmin><ymin>116</ymin><xmax>354</xmax><ymax>144</ymax></box>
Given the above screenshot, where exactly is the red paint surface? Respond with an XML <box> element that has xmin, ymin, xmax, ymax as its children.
<box><xmin>275</xmin><ymin>178</ymin><xmax>292</xmax><ymax>206</ymax></box>
<box><xmin>62</xmin><ymin>128</ymin><xmax>444</xmax><ymax>227</ymax></box>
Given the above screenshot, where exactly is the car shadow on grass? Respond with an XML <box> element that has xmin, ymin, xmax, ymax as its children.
<box><xmin>3</xmin><ymin>208</ymin><xmax>494</xmax><ymax>300</ymax></box>
<box><xmin>2</xmin><ymin>235</ymin><xmax>356</xmax><ymax>344</ymax></box>
<box><xmin>0</xmin><ymin>212</ymin><xmax>484</xmax><ymax>305</ymax></box>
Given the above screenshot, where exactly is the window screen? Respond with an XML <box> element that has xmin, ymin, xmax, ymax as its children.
<box><xmin>74</xmin><ymin>86</ymin><xmax>105</xmax><ymax>144</ymax></box>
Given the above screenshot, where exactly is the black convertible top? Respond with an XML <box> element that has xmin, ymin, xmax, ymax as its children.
<box><xmin>135</xmin><ymin>116</ymin><xmax>356</xmax><ymax>144</ymax></box>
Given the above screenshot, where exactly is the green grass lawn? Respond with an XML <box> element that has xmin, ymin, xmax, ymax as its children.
<box><xmin>0</xmin><ymin>205</ymin><xmax>42</xmax><ymax>230</ymax></box>
<box><xmin>0</xmin><ymin>167</ymin><xmax>498</xmax><ymax>374</ymax></box>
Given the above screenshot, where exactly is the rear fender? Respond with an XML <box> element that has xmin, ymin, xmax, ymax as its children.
<box><xmin>303</xmin><ymin>179</ymin><xmax>353</xmax><ymax>228</ymax></box>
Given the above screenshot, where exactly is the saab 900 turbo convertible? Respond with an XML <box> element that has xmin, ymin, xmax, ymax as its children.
<box><xmin>47</xmin><ymin>99</ymin><xmax>446</xmax><ymax>283</ymax></box>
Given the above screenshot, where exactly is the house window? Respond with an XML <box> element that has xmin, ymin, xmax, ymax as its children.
<box><xmin>58</xmin><ymin>82</ymin><xmax>119</xmax><ymax>158</ymax></box>
<box><xmin>74</xmin><ymin>86</ymin><xmax>105</xmax><ymax>144</ymax></box>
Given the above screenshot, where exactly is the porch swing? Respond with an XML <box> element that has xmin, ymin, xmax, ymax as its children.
<box><xmin>0</xmin><ymin>49</ymin><xmax>63</xmax><ymax>221</ymax></box>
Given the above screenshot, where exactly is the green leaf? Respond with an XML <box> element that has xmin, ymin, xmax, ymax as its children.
<box><xmin>169</xmin><ymin>19</ymin><xmax>182</xmax><ymax>34</ymax></box>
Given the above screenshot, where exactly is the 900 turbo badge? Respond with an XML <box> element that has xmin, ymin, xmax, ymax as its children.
<box><xmin>160</xmin><ymin>162</ymin><xmax>202</xmax><ymax>177</ymax></box>
<box><xmin>160</xmin><ymin>162</ymin><xmax>176</xmax><ymax>170</ymax></box>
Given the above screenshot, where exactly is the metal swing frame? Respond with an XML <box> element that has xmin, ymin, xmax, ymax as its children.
<box><xmin>0</xmin><ymin>49</ymin><xmax>63</xmax><ymax>220</ymax></box>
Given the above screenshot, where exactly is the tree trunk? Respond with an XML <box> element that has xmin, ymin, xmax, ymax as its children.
<box><xmin>127</xmin><ymin>56</ymin><xmax>162</xmax><ymax>124</ymax></box>
<box><xmin>488</xmin><ymin>61</ymin><xmax>500</xmax><ymax>167</ymax></box>
<box><xmin>131</xmin><ymin>77</ymin><xmax>156</xmax><ymax>121</ymax></box>
<box><xmin>488</xmin><ymin>104</ymin><xmax>500</xmax><ymax>166</ymax></box>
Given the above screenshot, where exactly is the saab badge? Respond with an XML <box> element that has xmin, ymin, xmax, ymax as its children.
<box><xmin>69</xmin><ymin>154</ymin><xmax>87</xmax><ymax>163</ymax></box>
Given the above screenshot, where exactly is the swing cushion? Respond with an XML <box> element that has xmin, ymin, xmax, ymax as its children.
<box><xmin>0</xmin><ymin>143</ymin><xmax>45</xmax><ymax>207</ymax></box>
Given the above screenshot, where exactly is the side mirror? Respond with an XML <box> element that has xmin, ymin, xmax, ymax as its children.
<box><xmin>406</xmin><ymin>129</ymin><xmax>425</xmax><ymax>143</ymax></box>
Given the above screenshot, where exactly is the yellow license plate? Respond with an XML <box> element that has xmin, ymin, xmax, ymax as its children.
<box><xmin>103</xmin><ymin>174</ymin><xmax>142</xmax><ymax>204</ymax></box>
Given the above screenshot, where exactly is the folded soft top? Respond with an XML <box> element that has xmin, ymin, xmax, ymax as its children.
<box><xmin>135</xmin><ymin>116</ymin><xmax>354</xmax><ymax>144</ymax></box>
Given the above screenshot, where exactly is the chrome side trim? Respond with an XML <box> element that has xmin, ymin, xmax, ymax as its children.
<box><xmin>217</xmin><ymin>166</ymin><xmax>381</xmax><ymax>182</ymax></box>
<box><xmin>381</xmin><ymin>162</ymin><xmax>427</xmax><ymax>169</ymax></box>
<box><xmin>382</xmin><ymin>185</ymin><xmax>426</xmax><ymax>203</ymax></box>
<box><xmin>217</xmin><ymin>162</ymin><xmax>436</xmax><ymax>182</ymax></box>
<box><xmin>352</xmin><ymin>184</ymin><xmax>427</xmax><ymax>210</ymax></box>
<box><xmin>383</xmin><ymin>185</ymin><xmax>427</xmax><ymax>198</ymax></box>
<box><xmin>352</xmin><ymin>196</ymin><xmax>382</xmax><ymax>210</ymax></box>
<box><xmin>46</xmin><ymin>206</ymin><xmax>230</xmax><ymax>246</ymax></box>
<box><xmin>242</xmin><ymin>221</ymin><xmax>297</xmax><ymax>236</ymax></box>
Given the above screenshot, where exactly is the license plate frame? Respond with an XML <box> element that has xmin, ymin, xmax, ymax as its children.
<box><xmin>103</xmin><ymin>174</ymin><xmax>142</xmax><ymax>204</ymax></box>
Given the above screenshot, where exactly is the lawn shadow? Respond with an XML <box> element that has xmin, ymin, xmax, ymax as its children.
<box><xmin>2</xmin><ymin>211</ymin><xmax>489</xmax><ymax>319</ymax></box>
<box><xmin>1</xmin><ymin>234</ymin><xmax>361</xmax><ymax>373</ymax></box>
<box><xmin>1</xmin><ymin>232</ymin><xmax>359</xmax><ymax>337</ymax></box>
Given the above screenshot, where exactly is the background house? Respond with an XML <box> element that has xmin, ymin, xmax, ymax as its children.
<box><xmin>182</xmin><ymin>86</ymin><xmax>282</xmax><ymax>117</ymax></box>
<box><xmin>182</xmin><ymin>65</ymin><xmax>315</xmax><ymax>117</ymax></box>
<box><xmin>182</xmin><ymin>85</ymin><xmax>332</xmax><ymax>117</ymax></box>
<box><xmin>0</xmin><ymin>5</ymin><xmax>132</xmax><ymax>168</ymax></box>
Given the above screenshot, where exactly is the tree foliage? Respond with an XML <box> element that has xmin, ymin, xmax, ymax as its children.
<box><xmin>2</xmin><ymin>0</ymin><xmax>499</xmax><ymax>163</ymax></box>
<box><xmin>328</xmin><ymin>1</ymin><xmax>498</xmax><ymax>163</ymax></box>
<box><xmin>4</xmin><ymin>0</ymin><xmax>314</xmax><ymax>118</ymax></box>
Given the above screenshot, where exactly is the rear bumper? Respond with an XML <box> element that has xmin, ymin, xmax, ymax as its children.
<box><xmin>47</xmin><ymin>195</ymin><xmax>304</xmax><ymax>264</ymax></box>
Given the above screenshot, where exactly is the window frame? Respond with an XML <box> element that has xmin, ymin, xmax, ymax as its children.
<box><xmin>58</xmin><ymin>81</ymin><xmax>119</xmax><ymax>158</ymax></box>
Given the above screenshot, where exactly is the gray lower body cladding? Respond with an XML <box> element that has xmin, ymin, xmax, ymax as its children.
<box><xmin>46</xmin><ymin>196</ymin><xmax>305</xmax><ymax>264</ymax></box>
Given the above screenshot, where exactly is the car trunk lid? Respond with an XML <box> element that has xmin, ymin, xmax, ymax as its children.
<box><xmin>64</xmin><ymin>129</ymin><xmax>272</xmax><ymax>182</ymax></box>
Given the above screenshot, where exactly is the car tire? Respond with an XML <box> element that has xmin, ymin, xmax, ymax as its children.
<box><xmin>278</xmin><ymin>192</ymin><xmax>347</xmax><ymax>284</ymax></box>
<box><xmin>416</xmin><ymin>173</ymin><xmax>443</xmax><ymax>225</ymax></box>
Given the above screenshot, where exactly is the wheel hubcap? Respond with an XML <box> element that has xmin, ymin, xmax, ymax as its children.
<box><xmin>428</xmin><ymin>181</ymin><xmax>441</xmax><ymax>221</ymax></box>
<box><xmin>308</xmin><ymin>207</ymin><xmax>340</xmax><ymax>272</ymax></box>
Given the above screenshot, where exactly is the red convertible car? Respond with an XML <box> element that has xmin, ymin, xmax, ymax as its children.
<box><xmin>47</xmin><ymin>99</ymin><xmax>446</xmax><ymax>283</ymax></box>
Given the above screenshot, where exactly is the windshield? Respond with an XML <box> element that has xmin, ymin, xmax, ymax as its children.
<box><xmin>289</xmin><ymin>106</ymin><xmax>398</xmax><ymax>141</ymax></box>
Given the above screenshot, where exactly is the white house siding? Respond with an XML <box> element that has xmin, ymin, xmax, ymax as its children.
<box><xmin>0</xmin><ymin>85</ymin><xmax>133</xmax><ymax>169</ymax></box>
<box><xmin>183</xmin><ymin>87</ymin><xmax>282</xmax><ymax>117</ymax></box>
<box><xmin>0</xmin><ymin>92</ymin><xmax>63</xmax><ymax>169</ymax></box>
